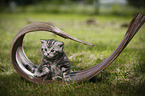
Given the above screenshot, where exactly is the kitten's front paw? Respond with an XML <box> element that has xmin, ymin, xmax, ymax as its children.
<box><xmin>34</xmin><ymin>74</ymin><xmax>42</xmax><ymax>78</ymax></box>
<box><xmin>52</xmin><ymin>76</ymin><xmax>63</xmax><ymax>81</ymax></box>
<box><xmin>34</xmin><ymin>71</ymin><xmax>42</xmax><ymax>77</ymax></box>
<box><xmin>34</xmin><ymin>67</ymin><xmax>50</xmax><ymax>78</ymax></box>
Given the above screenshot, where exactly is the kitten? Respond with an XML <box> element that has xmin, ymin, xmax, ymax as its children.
<box><xmin>34</xmin><ymin>39</ymin><xmax>71</xmax><ymax>81</ymax></box>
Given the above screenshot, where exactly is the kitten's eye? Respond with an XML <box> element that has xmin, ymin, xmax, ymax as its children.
<box><xmin>51</xmin><ymin>49</ymin><xmax>55</xmax><ymax>52</ymax></box>
<box><xmin>41</xmin><ymin>48</ymin><xmax>43</xmax><ymax>51</ymax></box>
<box><xmin>45</xmin><ymin>48</ymin><xmax>47</xmax><ymax>51</ymax></box>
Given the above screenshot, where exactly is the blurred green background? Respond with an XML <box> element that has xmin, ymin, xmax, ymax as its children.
<box><xmin>0</xmin><ymin>0</ymin><xmax>145</xmax><ymax>96</ymax></box>
<box><xmin>0</xmin><ymin>0</ymin><xmax>145</xmax><ymax>15</ymax></box>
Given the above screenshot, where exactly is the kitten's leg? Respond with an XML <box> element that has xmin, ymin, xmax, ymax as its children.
<box><xmin>51</xmin><ymin>67</ymin><xmax>63</xmax><ymax>80</ymax></box>
<box><xmin>61</xmin><ymin>67</ymin><xmax>71</xmax><ymax>81</ymax></box>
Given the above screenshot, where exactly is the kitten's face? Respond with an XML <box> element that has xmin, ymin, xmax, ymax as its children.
<box><xmin>41</xmin><ymin>39</ymin><xmax>64</xmax><ymax>59</ymax></box>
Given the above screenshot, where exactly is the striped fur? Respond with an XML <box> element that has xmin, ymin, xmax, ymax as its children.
<box><xmin>34</xmin><ymin>39</ymin><xmax>71</xmax><ymax>81</ymax></box>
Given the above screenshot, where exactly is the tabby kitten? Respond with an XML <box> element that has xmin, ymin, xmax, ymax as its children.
<box><xmin>34</xmin><ymin>39</ymin><xmax>71</xmax><ymax>81</ymax></box>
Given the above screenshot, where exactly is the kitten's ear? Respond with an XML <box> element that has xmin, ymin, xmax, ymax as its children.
<box><xmin>58</xmin><ymin>41</ymin><xmax>64</xmax><ymax>47</ymax></box>
<box><xmin>40</xmin><ymin>40</ymin><xmax>46</xmax><ymax>44</ymax></box>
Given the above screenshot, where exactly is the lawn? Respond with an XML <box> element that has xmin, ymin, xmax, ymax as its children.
<box><xmin>0</xmin><ymin>13</ymin><xmax>145</xmax><ymax>96</ymax></box>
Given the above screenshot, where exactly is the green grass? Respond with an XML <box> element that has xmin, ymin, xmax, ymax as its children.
<box><xmin>0</xmin><ymin>13</ymin><xmax>145</xmax><ymax>96</ymax></box>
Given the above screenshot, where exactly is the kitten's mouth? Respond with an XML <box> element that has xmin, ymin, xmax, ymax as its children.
<box><xmin>46</xmin><ymin>56</ymin><xmax>53</xmax><ymax>58</ymax></box>
<box><xmin>45</xmin><ymin>55</ymin><xmax>55</xmax><ymax>59</ymax></box>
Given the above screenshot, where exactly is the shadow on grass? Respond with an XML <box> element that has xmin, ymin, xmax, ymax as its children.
<box><xmin>0</xmin><ymin>82</ymin><xmax>10</xmax><ymax>96</ymax></box>
<box><xmin>0</xmin><ymin>72</ymin><xmax>36</xmax><ymax>96</ymax></box>
<box><xmin>116</xmin><ymin>80</ymin><xmax>145</xmax><ymax>96</ymax></box>
<box><xmin>0</xmin><ymin>72</ymin><xmax>20</xmax><ymax>96</ymax></box>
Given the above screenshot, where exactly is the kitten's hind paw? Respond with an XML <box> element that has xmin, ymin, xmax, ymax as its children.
<box><xmin>63</xmin><ymin>75</ymin><xmax>72</xmax><ymax>82</ymax></box>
